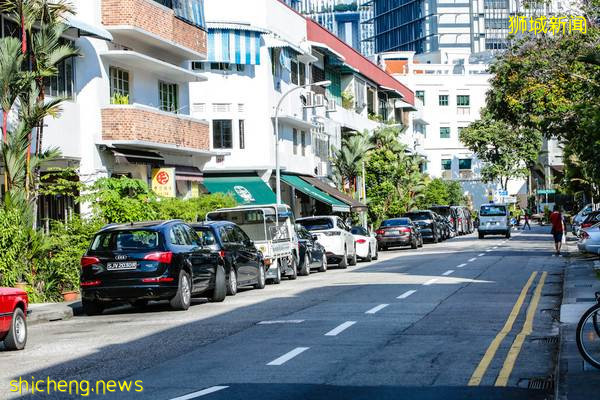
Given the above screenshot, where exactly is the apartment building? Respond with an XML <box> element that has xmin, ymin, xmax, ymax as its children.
<box><xmin>32</xmin><ymin>0</ymin><xmax>214</xmax><ymax>222</ymax></box>
<box><xmin>380</xmin><ymin>51</ymin><xmax>527</xmax><ymax>208</ymax></box>
<box><xmin>190</xmin><ymin>0</ymin><xmax>415</xmax><ymax>217</ymax></box>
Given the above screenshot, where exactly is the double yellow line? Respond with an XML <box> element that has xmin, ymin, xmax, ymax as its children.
<box><xmin>468</xmin><ymin>271</ymin><xmax>547</xmax><ymax>387</ymax></box>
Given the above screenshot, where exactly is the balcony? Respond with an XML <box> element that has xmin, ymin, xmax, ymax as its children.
<box><xmin>101</xmin><ymin>104</ymin><xmax>211</xmax><ymax>154</ymax></box>
<box><xmin>101</xmin><ymin>0</ymin><xmax>207</xmax><ymax>59</ymax></box>
<box><xmin>331</xmin><ymin>106</ymin><xmax>380</xmax><ymax>132</ymax></box>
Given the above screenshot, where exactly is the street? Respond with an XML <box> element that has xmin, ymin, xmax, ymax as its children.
<box><xmin>1</xmin><ymin>228</ymin><xmax>564</xmax><ymax>400</ymax></box>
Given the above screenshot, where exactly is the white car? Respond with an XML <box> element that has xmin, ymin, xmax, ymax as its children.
<box><xmin>296</xmin><ymin>216</ymin><xmax>357</xmax><ymax>268</ymax></box>
<box><xmin>351</xmin><ymin>226</ymin><xmax>378</xmax><ymax>262</ymax></box>
<box><xmin>478</xmin><ymin>203</ymin><xmax>510</xmax><ymax>239</ymax></box>
<box><xmin>577</xmin><ymin>223</ymin><xmax>600</xmax><ymax>254</ymax></box>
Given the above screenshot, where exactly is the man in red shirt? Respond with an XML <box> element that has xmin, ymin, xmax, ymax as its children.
<box><xmin>549</xmin><ymin>205</ymin><xmax>564</xmax><ymax>256</ymax></box>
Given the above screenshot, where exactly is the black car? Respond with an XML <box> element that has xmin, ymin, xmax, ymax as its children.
<box><xmin>403</xmin><ymin>210</ymin><xmax>440</xmax><ymax>243</ymax></box>
<box><xmin>295</xmin><ymin>225</ymin><xmax>327</xmax><ymax>275</ymax></box>
<box><xmin>430</xmin><ymin>205</ymin><xmax>459</xmax><ymax>233</ymax></box>
<box><xmin>375</xmin><ymin>218</ymin><xmax>421</xmax><ymax>250</ymax></box>
<box><xmin>80</xmin><ymin>220</ymin><xmax>226</xmax><ymax>315</ymax></box>
<box><xmin>191</xmin><ymin>221</ymin><xmax>266</xmax><ymax>296</ymax></box>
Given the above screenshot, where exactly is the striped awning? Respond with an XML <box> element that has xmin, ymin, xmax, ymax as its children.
<box><xmin>207</xmin><ymin>29</ymin><xmax>262</xmax><ymax>65</ymax></box>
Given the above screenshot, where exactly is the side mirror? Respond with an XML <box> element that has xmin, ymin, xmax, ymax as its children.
<box><xmin>312</xmin><ymin>234</ymin><xmax>319</xmax><ymax>241</ymax></box>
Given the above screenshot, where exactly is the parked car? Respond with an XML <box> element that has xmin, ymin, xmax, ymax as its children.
<box><xmin>206</xmin><ymin>204</ymin><xmax>298</xmax><ymax>284</ymax></box>
<box><xmin>350</xmin><ymin>226</ymin><xmax>378</xmax><ymax>261</ymax></box>
<box><xmin>572</xmin><ymin>204</ymin><xmax>594</xmax><ymax>235</ymax></box>
<box><xmin>0</xmin><ymin>288</ymin><xmax>29</xmax><ymax>350</ymax></box>
<box><xmin>296</xmin><ymin>216</ymin><xmax>357</xmax><ymax>269</ymax></box>
<box><xmin>435</xmin><ymin>213</ymin><xmax>450</xmax><ymax>241</ymax></box>
<box><xmin>295</xmin><ymin>225</ymin><xmax>327</xmax><ymax>274</ymax></box>
<box><xmin>403</xmin><ymin>210</ymin><xmax>441</xmax><ymax>243</ymax></box>
<box><xmin>80</xmin><ymin>220</ymin><xmax>226</xmax><ymax>315</ymax></box>
<box><xmin>577</xmin><ymin>223</ymin><xmax>600</xmax><ymax>254</ymax></box>
<box><xmin>478</xmin><ymin>203</ymin><xmax>510</xmax><ymax>238</ymax></box>
<box><xmin>452</xmin><ymin>206</ymin><xmax>473</xmax><ymax>234</ymax></box>
<box><xmin>430</xmin><ymin>205</ymin><xmax>459</xmax><ymax>234</ymax></box>
<box><xmin>579</xmin><ymin>211</ymin><xmax>600</xmax><ymax>232</ymax></box>
<box><xmin>191</xmin><ymin>221</ymin><xmax>265</xmax><ymax>296</ymax></box>
<box><xmin>376</xmin><ymin>218</ymin><xmax>421</xmax><ymax>250</ymax></box>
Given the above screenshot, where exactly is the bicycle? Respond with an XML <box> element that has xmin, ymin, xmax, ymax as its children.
<box><xmin>576</xmin><ymin>292</ymin><xmax>600</xmax><ymax>369</ymax></box>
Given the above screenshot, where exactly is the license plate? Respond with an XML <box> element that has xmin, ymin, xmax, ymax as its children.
<box><xmin>107</xmin><ymin>262</ymin><xmax>138</xmax><ymax>271</ymax></box>
<box><xmin>384</xmin><ymin>230</ymin><xmax>397</xmax><ymax>236</ymax></box>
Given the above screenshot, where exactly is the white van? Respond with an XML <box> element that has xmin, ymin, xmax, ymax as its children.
<box><xmin>478</xmin><ymin>203</ymin><xmax>510</xmax><ymax>239</ymax></box>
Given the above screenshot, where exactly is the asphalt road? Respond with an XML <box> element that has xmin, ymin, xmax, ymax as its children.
<box><xmin>1</xmin><ymin>227</ymin><xmax>565</xmax><ymax>400</ymax></box>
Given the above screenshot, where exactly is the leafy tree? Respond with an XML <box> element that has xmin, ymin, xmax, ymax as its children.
<box><xmin>332</xmin><ymin>130</ymin><xmax>373</xmax><ymax>194</ymax></box>
<box><xmin>446</xmin><ymin>181</ymin><xmax>465</xmax><ymax>206</ymax></box>
<box><xmin>422</xmin><ymin>178</ymin><xmax>448</xmax><ymax>207</ymax></box>
<box><xmin>459</xmin><ymin>114</ymin><xmax>541</xmax><ymax>190</ymax></box>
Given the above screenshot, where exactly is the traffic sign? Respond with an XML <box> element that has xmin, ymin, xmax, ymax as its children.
<box><xmin>537</xmin><ymin>189</ymin><xmax>556</xmax><ymax>195</ymax></box>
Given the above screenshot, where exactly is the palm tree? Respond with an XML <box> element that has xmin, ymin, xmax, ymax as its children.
<box><xmin>332</xmin><ymin>131</ymin><xmax>373</xmax><ymax>194</ymax></box>
<box><xmin>0</xmin><ymin>37</ymin><xmax>25</xmax><ymax>141</ymax></box>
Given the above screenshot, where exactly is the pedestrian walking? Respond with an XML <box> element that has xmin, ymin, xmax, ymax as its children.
<box><xmin>523</xmin><ymin>212</ymin><xmax>531</xmax><ymax>230</ymax></box>
<box><xmin>549</xmin><ymin>205</ymin><xmax>564</xmax><ymax>256</ymax></box>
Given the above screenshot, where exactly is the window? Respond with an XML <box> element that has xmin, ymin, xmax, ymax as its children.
<box><xmin>442</xmin><ymin>159</ymin><xmax>452</xmax><ymax>170</ymax></box>
<box><xmin>159</xmin><ymin>81</ymin><xmax>178</xmax><ymax>113</ymax></box>
<box><xmin>291</xmin><ymin>59</ymin><xmax>299</xmax><ymax>85</ymax></box>
<box><xmin>300</xmin><ymin>131</ymin><xmax>306</xmax><ymax>156</ymax></box>
<box><xmin>293</xmin><ymin>129</ymin><xmax>298</xmax><ymax>155</ymax></box>
<box><xmin>211</xmin><ymin>62</ymin><xmax>231</xmax><ymax>71</ymax></box>
<box><xmin>416</xmin><ymin>90</ymin><xmax>425</xmax><ymax>105</ymax></box>
<box><xmin>457</xmin><ymin>95</ymin><xmax>470</xmax><ymax>106</ymax></box>
<box><xmin>236</xmin><ymin>64</ymin><xmax>245</xmax><ymax>72</ymax></box>
<box><xmin>191</xmin><ymin>61</ymin><xmax>204</xmax><ymax>70</ymax></box>
<box><xmin>459</xmin><ymin>158</ymin><xmax>472</xmax><ymax>170</ymax></box>
<box><xmin>440</xmin><ymin>127</ymin><xmax>451</xmax><ymax>138</ymax></box>
<box><xmin>46</xmin><ymin>57</ymin><xmax>75</xmax><ymax>99</ymax></box>
<box><xmin>213</xmin><ymin>120</ymin><xmax>232</xmax><ymax>149</ymax></box>
<box><xmin>299</xmin><ymin>62</ymin><xmax>306</xmax><ymax>85</ymax></box>
<box><xmin>109</xmin><ymin>66</ymin><xmax>130</xmax><ymax>100</ymax></box>
<box><xmin>438</xmin><ymin>94</ymin><xmax>448</xmax><ymax>106</ymax></box>
<box><xmin>239</xmin><ymin>120</ymin><xmax>245</xmax><ymax>150</ymax></box>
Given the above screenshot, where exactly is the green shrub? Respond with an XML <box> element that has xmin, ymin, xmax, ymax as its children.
<box><xmin>0</xmin><ymin>206</ymin><xmax>31</xmax><ymax>286</ymax></box>
<box><xmin>156</xmin><ymin>193</ymin><xmax>237</xmax><ymax>222</ymax></box>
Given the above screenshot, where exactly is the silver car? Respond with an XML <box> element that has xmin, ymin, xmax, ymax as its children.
<box><xmin>577</xmin><ymin>223</ymin><xmax>600</xmax><ymax>254</ymax></box>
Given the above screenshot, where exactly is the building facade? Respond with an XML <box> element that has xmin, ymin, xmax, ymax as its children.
<box><xmin>190</xmin><ymin>0</ymin><xmax>414</xmax><ymax>217</ymax></box>
<box><xmin>380</xmin><ymin>51</ymin><xmax>527</xmax><ymax>209</ymax></box>
<box><xmin>32</xmin><ymin>0</ymin><xmax>214</xmax><ymax>223</ymax></box>
<box><xmin>371</xmin><ymin>0</ymin><xmax>571</xmax><ymax>64</ymax></box>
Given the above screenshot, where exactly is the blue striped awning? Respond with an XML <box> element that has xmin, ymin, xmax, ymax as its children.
<box><xmin>172</xmin><ymin>0</ymin><xmax>206</xmax><ymax>29</ymax></box>
<box><xmin>207</xmin><ymin>29</ymin><xmax>261</xmax><ymax>65</ymax></box>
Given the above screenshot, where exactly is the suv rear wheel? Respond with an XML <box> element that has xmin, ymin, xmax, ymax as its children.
<box><xmin>209</xmin><ymin>265</ymin><xmax>227</xmax><ymax>302</ymax></box>
<box><xmin>170</xmin><ymin>270</ymin><xmax>192</xmax><ymax>310</ymax></box>
<box><xmin>339</xmin><ymin>247</ymin><xmax>348</xmax><ymax>269</ymax></box>
<box><xmin>82</xmin><ymin>299</ymin><xmax>104</xmax><ymax>316</ymax></box>
<box><xmin>349</xmin><ymin>248</ymin><xmax>357</xmax><ymax>266</ymax></box>
<box><xmin>254</xmin><ymin>263</ymin><xmax>266</xmax><ymax>289</ymax></box>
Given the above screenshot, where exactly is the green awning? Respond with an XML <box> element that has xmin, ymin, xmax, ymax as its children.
<box><xmin>202</xmin><ymin>176</ymin><xmax>276</xmax><ymax>205</ymax></box>
<box><xmin>281</xmin><ymin>174</ymin><xmax>350</xmax><ymax>213</ymax></box>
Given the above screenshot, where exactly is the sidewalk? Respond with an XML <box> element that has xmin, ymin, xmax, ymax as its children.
<box><xmin>27</xmin><ymin>300</ymin><xmax>82</xmax><ymax>325</ymax></box>
<box><xmin>557</xmin><ymin>243</ymin><xmax>600</xmax><ymax>399</ymax></box>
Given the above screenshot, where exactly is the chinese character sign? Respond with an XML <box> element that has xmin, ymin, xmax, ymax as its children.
<box><xmin>509</xmin><ymin>15</ymin><xmax>587</xmax><ymax>35</ymax></box>
<box><xmin>152</xmin><ymin>168</ymin><xmax>176</xmax><ymax>198</ymax></box>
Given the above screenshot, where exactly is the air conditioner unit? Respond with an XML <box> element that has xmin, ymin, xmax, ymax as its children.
<box><xmin>303</xmin><ymin>92</ymin><xmax>314</xmax><ymax>108</ymax></box>
<box><xmin>442</xmin><ymin>170</ymin><xmax>452</xmax><ymax>180</ymax></box>
<box><xmin>314</xmin><ymin>94</ymin><xmax>325</xmax><ymax>108</ymax></box>
<box><xmin>459</xmin><ymin>170</ymin><xmax>474</xmax><ymax>180</ymax></box>
<box><xmin>326</xmin><ymin>99</ymin><xmax>337</xmax><ymax>113</ymax></box>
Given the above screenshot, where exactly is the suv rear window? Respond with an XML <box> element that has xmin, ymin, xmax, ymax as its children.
<box><xmin>91</xmin><ymin>230</ymin><xmax>160</xmax><ymax>251</ymax></box>
<box><xmin>404</xmin><ymin>212</ymin><xmax>431</xmax><ymax>221</ymax></box>
<box><xmin>297</xmin><ymin>218</ymin><xmax>333</xmax><ymax>231</ymax></box>
<box><xmin>194</xmin><ymin>227</ymin><xmax>218</xmax><ymax>246</ymax></box>
<box><xmin>480</xmin><ymin>205</ymin><xmax>507</xmax><ymax>217</ymax></box>
<box><xmin>382</xmin><ymin>218</ymin><xmax>410</xmax><ymax>227</ymax></box>
<box><xmin>430</xmin><ymin>207</ymin><xmax>451</xmax><ymax>217</ymax></box>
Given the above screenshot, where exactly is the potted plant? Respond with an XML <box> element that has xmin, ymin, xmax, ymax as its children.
<box><xmin>61</xmin><ymin>290</ymin><xmax>79</xmax><ymax>302</ymax></box>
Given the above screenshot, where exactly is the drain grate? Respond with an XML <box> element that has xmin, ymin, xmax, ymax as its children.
<box><xmin>526</xmin><ymin>376</ymin><xmax>554</xmax><ymax>390</ymax></box>
<box><xmin>530</xmin><ymin>336</ymin><xmax>559</xmax><ymax>344</ymax></box>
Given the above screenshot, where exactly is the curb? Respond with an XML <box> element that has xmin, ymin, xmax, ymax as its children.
<box><xmin>27</xmin><ymin>301</ymin><xmax>83</xmax><ymax>325</ymax></box>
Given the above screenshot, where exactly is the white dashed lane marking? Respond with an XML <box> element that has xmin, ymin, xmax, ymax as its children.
<box><xmin>423</xmin><ymin>278</ymin><xmax>438</xmax><ymax>286</ymax></box>
<box><xmin>468</xmin><ymin>258</ymin><xmax>477</xmax><ymax>262</ymax></box>
<box><xmin>456</xmin><ymin>263</ymin><xmax>467</xmax><ymax>268</ymax></box>
<box><xmin>365</xmin><ymin>304</ymin><xmax>389</xmax><ymax>314</ymax></box>
<box><xmin>169</xmin><ymin>386</ymin><xmax>229</xmax><ymax>400</ymax></box>
<box><xmin>325</xmin><ymin>321</ymin><xmax>356</xmax><ymax>336</ymax></box>
<box><xmin>267</xmin><ymin>347</ymin><xmax>310</xmax><ymax>366</ymax></box>
<box><xmin>442</xmin><ymin>270</ymin><xmax>454</xmax><ymax>276</ymax></box>
<box><xmin>397</xmin><ymin>290</ymin><xmax>417</xmax><ymax>299</ymax></box>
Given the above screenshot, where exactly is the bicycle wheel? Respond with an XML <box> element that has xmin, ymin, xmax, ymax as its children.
<box><xmin>594</xmin><ymin>312</ymin><xmax>600</xmax><ymax>338</ymax></box>
<box><xmin>576</xmin><ymin>302</ymin><xmax>600</xmax><ymax>369</ymax></box>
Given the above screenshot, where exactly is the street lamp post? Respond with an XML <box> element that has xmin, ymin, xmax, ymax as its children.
<box><xmin>274</xmin><ymin>80</ymin><xmax>331</xmax><ymax>205</ymax></box>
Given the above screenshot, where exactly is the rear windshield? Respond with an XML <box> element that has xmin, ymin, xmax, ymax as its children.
<box><xmin>404</xmin><ymin>212</ymin><xmax>431</xmax><ymax>221</ymax></box>
<box><xmin>297</xmin><ymin>218</ymin><xmax>333</xmax><ymax>231</ymax></box>
<box><xmin>193</xmin><ymin>227</ymin><xmax>218</xmax><ymax>246</ymax></box>
<box><xmin>351</xmin><ymin>226</ymin><xmax>368</xmax><ymax>235</ymax></box>
<box><xmin>382</xmin><ymin>218</ymin><xmax>411</xmax><ymax>227</ymax></box>
<box><xmin>480</xmin><ymin>205</ymin><xmax>507</xmax><ymax>217</ymax></box>
<box><xmin>90</xmin><ymin>230</ymin><xmax>160</xmax><ymax>251</ymax></box>
<box><xmin>430</xmin><ymin>207</ymin><xmax>451</xmax><ymax>217</ymax></box>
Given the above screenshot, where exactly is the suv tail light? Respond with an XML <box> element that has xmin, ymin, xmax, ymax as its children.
<box><xmin>144</xmin><ymin>251</ymin><xmax>173</xmax><ymax>264</ymax></box>
<box><xmin>81</xmin><ymin>256</ymin><xmax>100</xmax><ymax>268</ymax></box>
<box><xmin>582</xmin><ymin>223</ymin><xmax>593</xmax><ymax>228</ymax></box>
<box><xmin>81</xmin><ymin>279</ymin><xmax>101</xmax><ymax>287</ymax></box>
<box><xmin>356</xmin><ymin>238</ymin><xmax>367</xmax><ymax>244</ymax></box>
<box><xmin>141</xmin><ymin>277</ymin><xmax>175</xmax><ymax>283</ymax></box>
<box><xmin>399</xmin><ymin>227</ymin><xmax>411</xmax><ymax>233</ymax></box>
<box><xmin>218</xmin><ymin>250</ymin><xmax>225</xmax><ymax>258</ymax></box>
